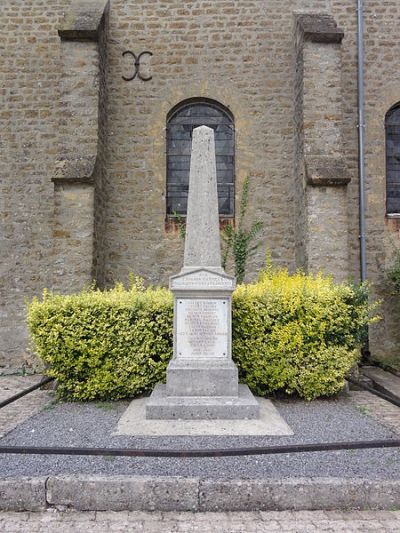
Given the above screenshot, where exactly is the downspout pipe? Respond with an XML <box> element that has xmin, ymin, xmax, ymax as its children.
<box><xmin>357</xmin><ymin>0</ymin><xmax>367</xmax><ymax>282</ymax></box>
<box><xmin>357</xmin><ymin>0</ymin><xmax>370</xmax><ymax>360</ymax></box>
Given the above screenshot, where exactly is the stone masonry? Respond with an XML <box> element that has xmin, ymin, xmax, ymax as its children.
<box><xmin>2</xmin><ymin>0</ymin><xmax>400</xmax><ymax>368</ymax></box>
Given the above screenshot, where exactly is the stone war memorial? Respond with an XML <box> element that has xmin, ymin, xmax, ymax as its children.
<box><xmin>146</xmin><ymin>126</ymin><xmax>259</xmax><ymax>420</ymax></box>
<box><xmin>116</xmin><ymin>126</ymin><xmax>291</xmax><ymax>435</ymax></box>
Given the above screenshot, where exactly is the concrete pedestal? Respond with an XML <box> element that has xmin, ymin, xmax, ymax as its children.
<box><xmin>146</xmin><ymin>383</ymin><xmax>260</xmax><ymax>420</ymax></box>
<box><xmin>166</xmin><ymin>359</ymin><xmax>239</xmax><ymax>397</ymax></box>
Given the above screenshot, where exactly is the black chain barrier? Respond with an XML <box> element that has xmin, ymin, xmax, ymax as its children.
<box><xmin>0</xmin><ymin>439</ymin><xmax>400</xmax><ymax>458</ymax></box>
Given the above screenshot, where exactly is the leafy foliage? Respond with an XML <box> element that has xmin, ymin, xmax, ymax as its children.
<box><xmin>221</xmin><ymin>176</ymin><xmax>263</xmax><ymax>283</ymax></box>
<box><xmin>27</xmin><ymin>270</ymin><xmax>377</xmax><ymax>401</ymax></box>
<box><xmin>27</xmin><ymin>280</ymin><xmax>173</xmax><ymax>401</ymax></box>
<box><xmin>232</xmin><ymin>267</ymin><xmax>379</xmax><ymax>400</ymax></box>
<box><xmin>172</xmin><ymin>210</ymin><xmax>186</xmax><ymax>239</ymax></box>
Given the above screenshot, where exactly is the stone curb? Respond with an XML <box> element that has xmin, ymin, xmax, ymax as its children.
<box><xmin>1</xmin><ymin>476</ymin><xmax>400</xmax><ymax>512</ymax></box>
<box><xmin>0</xmin><ymin>477</ymin><xmax>47</xmax><ymax>511</ymax></box>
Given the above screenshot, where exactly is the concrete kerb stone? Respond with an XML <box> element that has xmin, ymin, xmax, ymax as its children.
<box><xmin>1</xmin><ymin>476</ymin><xmax>400</xmax><ymax>512</ymax></box>
<box><xmin>198</xmin><ymin>478</ymin><xmax>400</xmax><ymax>512</ymax></box>
<box><xmin>0</xmin><ymin>477</ymin><xmax>47</xmax><ymax>511</ymax></box>
<box><xmin>46</xmin><ymin>476</ymin><xmax>199</xmax><ymax>512</ymax></box>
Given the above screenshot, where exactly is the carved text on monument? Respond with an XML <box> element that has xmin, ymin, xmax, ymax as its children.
<box><xmin>176</xmin><ymin>299</ymin><xmax>228</xmax><ymax>359</ymax></box>
<box><xmin>171</xmin><ymin>271</ymin><xmax>234</xmax><ymax>290</ymax></box>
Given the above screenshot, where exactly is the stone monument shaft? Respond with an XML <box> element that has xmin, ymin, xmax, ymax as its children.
<box><xmin>146</xmin><ymin>126</ymin><xmax>259</xmax><ymax>420</ymax></box>
<box><xmin>183</xmin><ymin>126</ymin><xmax>222</xmax><ymax>271</ymax></box>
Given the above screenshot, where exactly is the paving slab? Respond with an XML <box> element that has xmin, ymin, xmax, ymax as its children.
<box><xmin>47</xmin><ymin>475</ymin><xmax>199</xmax><ymax>512</ymax></box>
<box><xmin>197</xmin><ymin>478</ymin><xmax>400</xmax><ymax>512</ymax></box>
<box><xmin>115</xmin><ymin>396</ymin><xmax>293</xmax><ymax>436</ymax></box>
<box><xmin>0</xmin><ymin>375</ymin><xmax>53</xmax><ymax>437</ymax></box>
<box><xmin>349</xmin><ymin>390</ymin><xmax>400</xmax><ymax>435</ymax></box>
<box><xmin>1</xmin><ymin>510</ymin><xmax>400</xmax><ymax>532</ymax></box>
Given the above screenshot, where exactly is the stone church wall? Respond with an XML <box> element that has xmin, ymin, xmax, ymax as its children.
<box><xmin>1</xmin><ymin>1</ymin><xmax>65</xmax><ymax>368</ymax></box>
<box><xmin>1</xmin><ymin>0</ymin><xmax>400</xmax><ymax>369</ymax></box>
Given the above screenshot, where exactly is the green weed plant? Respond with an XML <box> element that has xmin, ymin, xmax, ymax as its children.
<box><xmin>221</xmin><ymin>176</ymin><xmax>263</xmax><ymax>283</ymax></box>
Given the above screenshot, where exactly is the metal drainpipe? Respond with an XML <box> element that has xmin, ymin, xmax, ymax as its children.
<box><xmin>357</xmin><ymin>0</ymin><xmax>370</xmax><ymax>360</ymax></box>
<box><xmin>357</xmin><ymin>0</ymin><xmax>367</xmax><ymax>283</ymax></box>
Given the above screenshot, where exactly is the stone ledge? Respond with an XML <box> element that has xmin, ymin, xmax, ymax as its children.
<box><xmin>58</xmin><ymin>0</ymin><xmax>109</xmax><ymax>41</ymax></box>
<box><xmin>52</xmin><ymin>156</ymin><xmax>97</xmax><ymax>184</ymax></box>
<box><xmin>52</xmin><ymin>176</ymin><xmax>94</xmax><ymax>185</ymax></box>
<box><xmin>1</xmin><ymin>476</ymin><xmax>400</xmax><ymax>512</ymax></box>
<box><xmin>296</xmin><ymin>14</ymin><xmax>344</xmax><ymax>44</ymax></box>
<box><xmin>361</xmin><ymin>366</ymin><xmax>400</xmax><ymax>403</ymax></box>
<box><xmin>305</xmin><ymin>157</ymin><xmax>350</xmax><ymax>186</ymax></box>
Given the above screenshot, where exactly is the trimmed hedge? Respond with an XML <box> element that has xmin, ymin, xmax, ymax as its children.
<box><xmin>232</xmin><ymin>269</ymin><xmax>376</xmax><ymax>400</ymax></box>
<box><xmin>28</xmin><ymin>282</ymin><xmax>173</xmax><ymax>400</ymax></box>
<box><xmin>27</xmin><ymin>271</ymin><xmax>377</xmax><ymax>401</ymax></box>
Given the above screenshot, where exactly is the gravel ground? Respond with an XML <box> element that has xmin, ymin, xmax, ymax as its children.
<box><xmin>1</xmin><ymin>396</ymin><xmax>399</xmax><ymax>479</ymax></box>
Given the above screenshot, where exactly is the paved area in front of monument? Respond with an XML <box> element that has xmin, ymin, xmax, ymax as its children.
<box><xmin>1</xmin><ymin>375</ymin><xmax>400</xmax><ymax>481</ymax></box>
<box><xmin>2</xmin><ymin>509</ymin><xmax>400</xmax><ymax>532</ymax></box>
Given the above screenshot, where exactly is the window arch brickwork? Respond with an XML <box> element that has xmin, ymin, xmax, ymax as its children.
<box><xmin>166</xmin><ymin>99</ymin><xmax>235</xmax><ymax>217</ymax></box>
<box><xmin>386</xmin><ymin>105</ymin><xmax>400</xmax><ymax>214</ymax></box>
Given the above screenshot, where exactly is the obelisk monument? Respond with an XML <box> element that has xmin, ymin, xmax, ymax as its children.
<box><xmin>146</xmin><ymin>126</ymin><xmax>259</xmax><ymax>419</ymax></box>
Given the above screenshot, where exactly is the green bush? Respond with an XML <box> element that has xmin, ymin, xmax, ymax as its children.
<box><xmin>232</xmin><ymin>268</ymin><xmax>377</xmax><ymax>400</ymax></box>
<box><xmin>27</xmin><ymin>281</ymin><xmax>173</xmax><ymax>401</ymax></box>
<box><xmin>27</xmin><ymin>271</ymin><xmax>377</xmax><ymax>401</ymax></box>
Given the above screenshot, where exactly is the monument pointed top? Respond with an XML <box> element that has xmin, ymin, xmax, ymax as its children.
<box><xmin>183</xmin><ymin>125</ymin><xmax>223</xmax><ymax>272</ymax></box>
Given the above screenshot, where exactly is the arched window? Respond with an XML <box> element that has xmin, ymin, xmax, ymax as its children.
<box><xmin>166</xmin><ymin>98</ymin><xmax>234</xmax><ymax>217</ymax></box>
<box><xmin>386</xmin><ymin>104</ymin><xmax>400</xmax><ymax>214</ymax></box>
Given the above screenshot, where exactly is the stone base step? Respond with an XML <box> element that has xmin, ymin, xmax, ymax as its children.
<box><xmin>145</xmin><ymin>383</ymin><xmax>260</xmax><ymax>420</ymax></box>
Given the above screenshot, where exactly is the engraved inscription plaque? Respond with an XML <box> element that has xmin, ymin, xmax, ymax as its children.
<box><xmin>171</xmin><ymin>270</ymin><xmax>234</xmax><ymax>290</ymax></box>
<box><xmin>176</xmin><ymin>298</ymin><xmax>228</xmax><ymax>359</ymax></box>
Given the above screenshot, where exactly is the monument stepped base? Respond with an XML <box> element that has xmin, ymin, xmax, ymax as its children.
<box><xmin>166</xmin><ymin>358</ymin><xmax>238</xmax><ymax>397</ymax></box>
<box><xmin>145</xmin><ymin>383</ymin><xmax>260</xmax><ymax>420</ymax></box>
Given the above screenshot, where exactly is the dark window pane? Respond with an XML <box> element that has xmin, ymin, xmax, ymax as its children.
<box><xmin>386</xmin><ymin>105</ymin><xmax>400</xmax><ymax>213</ymax></box>
<box><xmin>167</xmin><ymin>101</ymin><xmax>235</xmax><ymax>217</ymax></box>
<box><xmin>386</xmin><ymin>107</ymin><xmax>400</xmax><ymax>127</ymax></box>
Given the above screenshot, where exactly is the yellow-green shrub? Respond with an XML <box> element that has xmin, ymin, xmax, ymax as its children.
<box><xmin>27</xmin><ymin>270</ymin><xmax>377</xmax><ymax>401</ymax></box>
<box><xmin>27</xmin><ymin>282</ymin><xmax>173</xmax><ymax>401</ymax></box>
<box><xmin>232</xmin><ymin>268</ymin><xmax>377</xmax><ymax>400</ymax></box>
